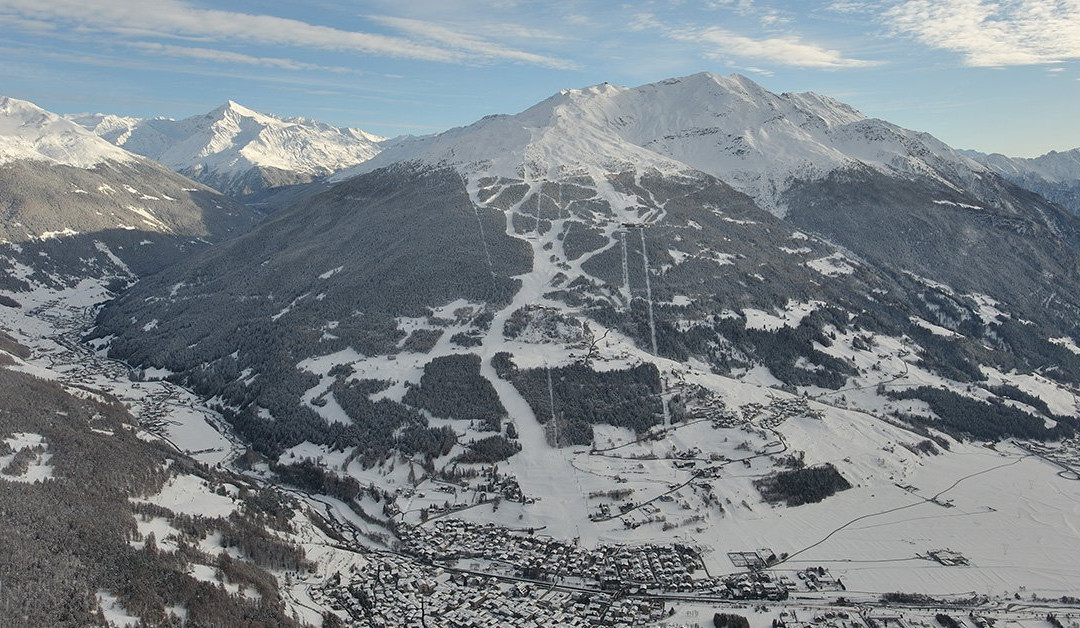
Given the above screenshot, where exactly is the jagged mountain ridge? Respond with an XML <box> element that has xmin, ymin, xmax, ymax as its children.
<box><xmin>963</xmin><ymin>147</ymin><xmax>1080</xmax><ymax>215</ymax></box>
<box><xmin>71</xmin><ymin>101</ymin><xmax>384</xmax><ymax>198</ymax></box>
<box><xmin>342</xmin><ymin>72</ymin><xmax>986</xmax><ymax>215</ymax></box>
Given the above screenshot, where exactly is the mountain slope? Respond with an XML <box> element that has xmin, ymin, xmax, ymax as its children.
<box><xmin>73</xmin><ymin>101</ymin><xmax>384</xmax><ymax>198</ymax></box>
<box><xmin>98</xmin><ymin>73</ymin><xmax>1080</xmax><ymax>448</ymax></box>
<box><xmin>963</xmin><ymin>147</ymin><xmax>1080</xmax><ymax>215</ymax></box>
<box><xmin>337</xmin><ymin>72</ymin><xmax>1080</xmax><ymax>323</ymax></box>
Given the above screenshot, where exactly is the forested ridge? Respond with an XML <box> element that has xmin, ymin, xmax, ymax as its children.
<box><xmin>0</xmin><ymin>367</ymin><xmax>307</xmax><ymax>626</ymax></box>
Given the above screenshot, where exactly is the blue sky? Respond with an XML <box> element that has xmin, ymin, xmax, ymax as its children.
<box><xmin>0</xmin><ymin>0</ymin><xmax>1077</xmax><ymax>157</ymax></box>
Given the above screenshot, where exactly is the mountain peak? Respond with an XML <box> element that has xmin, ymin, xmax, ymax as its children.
<box><xmin>210</xmin><ymin>99</ymin><xmax>265</xmax><ymax>121</ymax></box>
<box><xmin>75</xmin><ymin>101</ymin><xmax>384</xmax><ymax>196</ymax></box>
<box><xmin>0</xmin><ymin>95</ymin><xmax>134</xmax><ymax>168</ymax></box>
<box><xmin>341</xmin><ymin>72</ymin><xmax>979</xmax><ymax>215</ymax></box>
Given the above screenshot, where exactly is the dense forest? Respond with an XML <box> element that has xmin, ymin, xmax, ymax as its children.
<box><xmin>455</xmin><ymin>435</ymin><xmax>522</xmax><ymax>464</ymax></box>
<box><xmin>888</xmin><ymin>386</ymin><xmax>1076</xmax><ymax>441</ymax></box>
<box><xmin>495</xmin><ymin>353</ymin><xmax>663</xmax><ymax>446</ymax></box>
<box><xmin>754</xmin><ymin>463</ymin><xmax>852</xmax><ymax>506</ymax></box>
<box><xmin>0</xmin><ymin>368</ymin><xmax>305</xmax><ymax>626</ymax></box>
<box><xmin>714</xmin><ymin>612</ymin><xmax>751</xmax><ymax>628</ymax></box>
<box><xmin>403</xmin><ymin>354</ymin><xmax>507</xmax><ymax>432</ymax></box>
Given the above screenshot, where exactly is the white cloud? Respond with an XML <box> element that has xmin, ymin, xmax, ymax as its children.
<box><xmin>886</xmin><ymin>0</ymin><xmax>1080</xmax><ymax>67</ymax></box>
<box><xmin>639</xmin><ymin>14</ymin><xmax>879</xmax><ymax>68</ymax></box>
<box><xmin>705</xmin><ymin>0</ymin><xmax>757</xmax><ymax>14</ymax></box>
<box><xmin>0</xmin><ymin>0</ymin><xmax>574</xmax><ymax>68</ymax></box>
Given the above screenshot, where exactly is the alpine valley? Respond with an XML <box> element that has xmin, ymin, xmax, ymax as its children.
<box><xmin>4</xmin><ymin>73</ymin><xmax>1080</xmax><ymax>627</ymax></box>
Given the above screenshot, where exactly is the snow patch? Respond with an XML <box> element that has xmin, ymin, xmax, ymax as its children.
<box><xmin>909</xmin><ymin>316</ymin><xmax>960</xmax><ymax>337</ymax></box>
<box><xmin>0</xmin><ymin>432</ymin><xmax>53</xmax><ymax>483</ymax></box>
<box><xmin>743</xmin><ymin>300</ymin><xmax>823</xmax><ymax>331</ymax></box>
<box><xmin>1051</xmin><ymin>337</ymin><xmax>1080</xmax><ymax>356</ymax></box>
<box><xmin>319</xmin><ymin>266</ymin><xmax>344</xmax><ymax>280</ymax></box>
<box><xmin>806</xmin><ymin>252</ymin><xmax>856</xmax><ymax>276</ymax></box>
<box><xmin>97</xmin><ymin>591</ymin><xmax>140</xmax><ymax>628</ymax></box>
<box><xmin>135</xmin><ymin>473</ymin><xmax>238</xmax><ymax>518</ymax></box>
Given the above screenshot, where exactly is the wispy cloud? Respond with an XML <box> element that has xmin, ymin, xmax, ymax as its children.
<box><xmin>367</xmin><ymin>16</ymin><xmax>579</xmax><ymax>69</ymax></box>
<box><xmin>826</xmin><ymin>1</ymin><xmax>881</xmax><ymax>13</ymax></box>
<box><xmin>886</xmin><ymin>0</ymin><xmax>1080</xmax><ymax>67</ymax></box>
<box><xmin>634</xmin><ymin>13</ymin><xmax>880</xmax><ymax>69</ymax></box>
<box><xmin>128</xmin><ymin>42</ymin><xmax>361</xmax><ymax>74</ymax></box>
<box><xmin>0</xmin><ymin>0</ymin><xmax>574</xmax><ymax>68</ymax></box>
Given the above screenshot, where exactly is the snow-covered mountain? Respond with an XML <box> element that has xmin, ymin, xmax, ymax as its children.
<box><xmin>66</xmin><ymin>112</ymin><xmax>143</xmax><ymax>146</ymax></box>
<box><xmin>337</xmin><ymin>73</ymin><xmax>1077</xmax><ymax>313</ymax></box>
<box><xmin>100</xmin><ymin>72</ymin><xmax>1080</xmax><ymax>461</ymax></box>
<box><xmin>0</xmin><ymin>96</ymin><xmax>260</xmax><ymax>281</ymax></box>
<box><xmin>72</xmin><ymin>101</ymin><xmax>384</xmax><ymax>197</ymax></box>
<box><xmin>0</xmin><ymin>96</ymin><xmax>135</xmax><ymax>168</ymax></box>
<box><xmin>344</xmin><ymin>72</ymin><xmax>985</xmax><ymax>215</ymax></box>
<box><xmin>963</xmin><ymin>147</ymin><xmax>1080</xmax><ymax>215</ymax></box>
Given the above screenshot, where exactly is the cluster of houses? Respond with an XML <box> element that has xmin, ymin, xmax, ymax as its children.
<box><xmin>315</xmin><ymin>555</ymin><xmax>644</xmax><ymax>625</ymax></box>
<box><xmin>316</xmin><ymin>514</ymin><xmax>857</xmax><ymax>624</ymax></box>
<box><xmin>745</xmin><ymin>397</ymin><xmax>822</xmax><ymax>430</ymax></box>
<box><xmin>1021</xmin><ymin>437</ymin><xmax>1080</xmax><ymax>480</ymax></box>
<box><xmin>688</xmin><ymin>566</ymin><xmax>842</xmax><ymax>600</ymax></box>
<box><xmin>473</xmin><ymin>466</ymin><xmax>532</xmax><ymax>504</ymax></box>
<box><xmin>400</xmin><ymin>519</ymin><xmax>704</xmax><ymax>593</ymax></box>
<box><xmin>314</xmin><ymin>550</ymin><xmax>672</xmax><ymax>626</ymax></box>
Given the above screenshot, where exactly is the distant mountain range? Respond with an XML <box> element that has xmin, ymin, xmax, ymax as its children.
<box><xmin>70</xmin><ymin>101</ymin><xmax>384</xmax><ymax>198</ymax></box>
<box><xmin>0</xmin><ymin>96</ymin><xmax>258</xmax><ymax>284</ymax></box>
<box><xmin>52</xmin><ymin>87</ymin><xmax>1080</xmax><ymax>219</ymax></box>
<box><xmin>963</xmin><ymin>147</ymin><xmax>1080</xmax><ymax>215</ymax></box>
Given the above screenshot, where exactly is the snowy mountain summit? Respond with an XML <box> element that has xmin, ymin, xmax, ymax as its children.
<box><xmin>0</xmin><ymin>96</ymin><xmax>134</xmax><ymax>168</ymax></box>
<box><xmin>74</xmin><ymin>101</ymin><xmax>384</xmax><ymax>197</ymax></box>
<box><xmin>348</xmin><ymin>72</ymin><xmax>984</xmax><ymax>214</ymax></box>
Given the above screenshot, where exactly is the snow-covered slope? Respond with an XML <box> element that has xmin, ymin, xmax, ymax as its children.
<box><xmin>74</xmin><ymin>101</ymin><xmax>384</xmax><ymax>197</ymax></box>
<box><xmin>964</xmin><ymin>147</ymin><xmax>1080</xmax><ymax>214</ymax></box>
<box><xmin>0</xmin><ymin>97</ymin><xmax>134</xmax><ymax>168</ymax></box>
<box><xmin>344</xmin><ymin>72</ymin><xmax>985</xmax><ymax>214</ymax></box>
